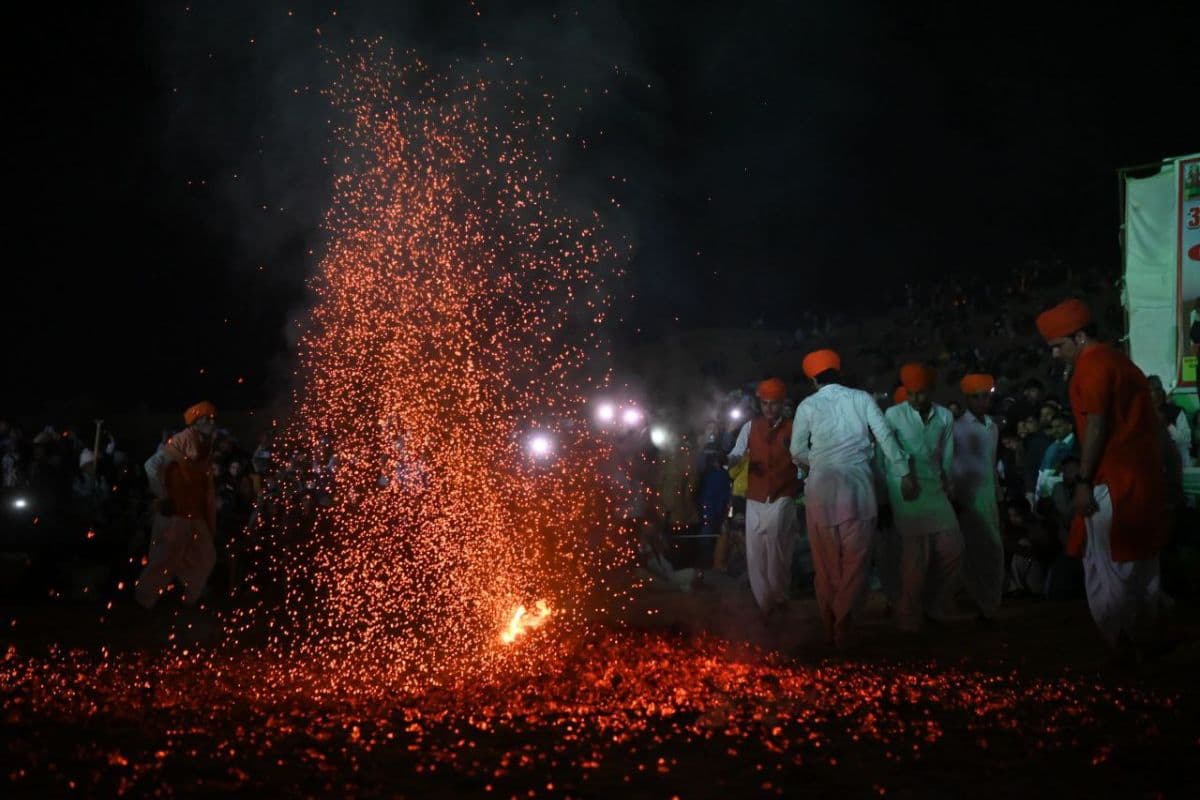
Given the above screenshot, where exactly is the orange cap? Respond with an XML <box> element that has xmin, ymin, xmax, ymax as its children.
<box><xmin>802</xmin><ymin>349</ymin><xmax>841</xmax><ymax>378</ymax></box>
<box><xmin>960</xmin><ymin>374</ymin><xmax>995</xmax><ymax>395</ymax></box>
<box><xmin>184</xmin><ymin>401</ymin><xmax>217</xmax><ymax>426</ymax></box>
<box><xmin>892</xmin><ymin>385</ymin><xmax>908</xmax><ymax>405</ymax></box>
<box><xmin>1036</xmin><ymin>298</ymin><xmax>1092</xmax><ymax>341</ymax></box>
<box><xmin>899</xmin><ymin>363</ymin><xmax>936</xmax><ymax>393</ymax></box>
<box><xmin>756</xmin><ymin>377</ymin><xmax>787</xmax><ymax>401</ymax></box>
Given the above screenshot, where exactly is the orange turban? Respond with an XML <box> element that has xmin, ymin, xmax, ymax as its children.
<box><xmin>1036</xmin><ymin>299</ymin><xmax>1091</xmax><ymax>341</ymax></box>
<box><xmin>892</xmin><ymin>386</ymin><xmax>908</xmax><ymax>405</ymax></box>
<box><xmin>802</xmin><ymin>349</ymin><xmax>841</xmax><ymax>379</ymax></box>
<box><xmin>899</xmin><ymin>363</ymin><xmax>936</xmax><ymax>393</ymax></box>
<box><xmin>960</xmin><ymin>374</ymin><xmax>995</xmax><ymax>395</ymax></box>
<box><xmin>184</xmin><ymin>400</ymin><xmax>217</xmax><ymax>426</ymax></box>
<box><xmin>757</xmin><ymin>377</ymin><xmax>787</xmax><ymax>401</ymax></box>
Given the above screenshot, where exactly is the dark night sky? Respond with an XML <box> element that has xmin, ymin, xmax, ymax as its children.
<box><xmin>6</xmin><ymin>0</ymin><xmax>1198</xmax><ymax>415</ymax></box>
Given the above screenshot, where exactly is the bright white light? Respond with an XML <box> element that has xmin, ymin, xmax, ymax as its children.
<box><xmin>12</xmin><ymin>497</ymin><xmax>28</xmax><ymax>510</ymax></box>
<box><xmin>729</xmin><ymin>408</ymin><xmax>743</xmax><ymax>421</ymax></box>
<box><xmin>649</xmin><ymin>426</ymin><xmax>669</xmax><ymax>447</ymax></box>
<box><xmin>527</xmin><ymin>433</ymin><xmax>554</xmax><ymax>458</ymax></box>
<box><xmin>621</xmin><ymin>407</ymin><xmax>643</xmax><ymax>426</ymax></box>
<box><xmin>595</xmin><ymin>402</ymin><xmax>616</xmax><ymax>423</ymax></box>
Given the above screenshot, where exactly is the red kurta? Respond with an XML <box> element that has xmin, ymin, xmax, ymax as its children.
<box><xmin>1066</xmin><ymin>343</ymin><xmax>1167</xmax><ymax>562</ymax></box>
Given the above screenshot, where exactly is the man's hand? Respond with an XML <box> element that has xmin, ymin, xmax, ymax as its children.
<box><xmin>1072</xmin><ymin>482</ymin><xmax>1097</xmax><ymax>518</ymax></box>
<box><xmin>901</xmin><ymin>474</ymin><xmax>920</xmax><ymax>502</ymax></box>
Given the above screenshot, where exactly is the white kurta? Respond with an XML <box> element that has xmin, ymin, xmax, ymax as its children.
<box><xmin>791</xmin><ymin>384</ymin><xmax>909</xmax><ymax>644</ymax></box>
<box><xmin>951</xmin><ymin>411</ymin><xmax>1004</xmax><ymax>618</ymax></box>
<box><xmin>884</xmin><ymin>402</ymin><xmax>963</xmax><ymax>631</ymax></box>
<box><xmin>726</xmin><ymin>419</ymin><xmax>752</xmax><ymax>462</ymax></box>
<box><xmin>1082</xmin><ymin>484</ymin><xmax>1167</xmax><ymax>646</ymax></box>
<box><xmin>791</xmin><ymin>385</ymin><xmax>908</xmax><ymax>527</ymax></box>
<box><xmin>1167</xmin><ymin>410</ymin><xmax>1193</xmax><ymax>469</ymax></box>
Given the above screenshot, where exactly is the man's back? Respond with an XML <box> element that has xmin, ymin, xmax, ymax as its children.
<box><xmin>793</xmin><ymin>384</ymin><xmax>877</xmax><ymax>468</ymax></box>
<box><xmin>1069</xmin><ymin>343</ymin><xmax>1160</xmax><ymax>473</ymax></box>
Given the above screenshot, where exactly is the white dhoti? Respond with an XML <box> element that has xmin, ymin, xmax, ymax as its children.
<box><xmin>1082</xmin><ymin>484</ymin><xmax>1165</xmax><ymax>647</ymax></box>
<box><xmin>745</xmin><ymin>497</ymin><xmax>798</xmax><ymax>610</ymax></box>
<box><xmin>808</xmin><ymin>516</ymin><xmax>876</xmax><ymax>646</ymax></box>
<box><xmin>897</xmin><ymin>528</ymin><xmax>963</xmax><ymax>632</ymax></box>
<box><xmin>135</xmin><ymin>514</ymin><xmax>217</xmax><ymax>608</ymax></box>
<box><xmin>957</xmin><ymin>496</ymin><xmax>1005</xmax><ymax>618</ymax></box>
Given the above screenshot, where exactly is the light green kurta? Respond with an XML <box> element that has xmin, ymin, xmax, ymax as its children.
<box><xmin>883</xmin><ymin>402</ymin><xmax>959</xmax><ymax>536</ymax></box>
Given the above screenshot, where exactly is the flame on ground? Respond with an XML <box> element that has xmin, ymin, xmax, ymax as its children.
<box><xmin>500</xmin><ymin>600</ymin><xmax>552</xmax><ymax>645</ymax></box>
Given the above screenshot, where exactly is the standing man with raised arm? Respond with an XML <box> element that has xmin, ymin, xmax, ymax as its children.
<box><xmin>791</xmin><ymin>349</ymin><xmax>910</xmax><ymax>648</ymax></box>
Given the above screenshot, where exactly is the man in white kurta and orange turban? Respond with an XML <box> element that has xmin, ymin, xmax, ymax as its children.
<box><xmin>135</xmin><ymin>401</ymin><xmax>219</xmax><ymax>609</ymax></box>
<box><xmin>727</xmin><ymin>377</ymin><xmax>800</xmax><ymax>614</ymax></box>
<box><xmin>952</xmin><ymin>374</ymin><xmax>1004</xmax><ymax>623</ymax></box>
<box><xmin>791</xmin><ymin>349</ymin><xmax>909</xmax><ymax>647</ymax></box>
<box><xmin>884</xmin><ymin>363</ymin><xmax>963</xmax><ymax>633</ymax></box>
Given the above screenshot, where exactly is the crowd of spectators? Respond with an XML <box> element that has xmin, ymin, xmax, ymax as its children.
<box><xmin>0</xmin><ymin>420</ymin><xmax>277</xmax><ymax>600</ymax></box>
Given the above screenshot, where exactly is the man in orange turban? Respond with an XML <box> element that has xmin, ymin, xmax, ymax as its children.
<box><xmin>899</xmin><ymin>362</ymin><xmax>936</xmax><ymax>394</ymax></box>
<box><xmin>802</xmin><ymin>349</ymin><xmax>841</xmax><ymax>380</ymax></box>
<box><xmin>726</xmin><ymin>377</ymin><xmax>799</xmax><ymax>614</ymax></box>
<box><xmin>1035</xmin><ymin>298</ymin><xmax>1092</xmax><ymax>344</ymax></box>
<box><xmin>757</xmin><ymin>377</ymin><xmax>787</xmax><ymax>401</ymax></box>
<box><xmin>952</xmin><ymin>374</ymin><xmax>1003</xmax><ymax>622</ymax></box>
<box><xmin>184</xmin><ymin>400</ymin><xmax>218</xmax><ymax>427</ymax></box>
<box><xmin>884</xmin><ymin>363</ymin><xmax>963</xmax><ymax>633</ymax></box>
<box><xmin>791</xmin><ymin>351</ymin><xmax>910</xmax><ymax>647</ymax></box>
<box><xmin>135</xmin><ymin>402</ymin><xmax>219</xmax><ymax>609</ymax></box>
<box><xmin>1037</xmin><ymin>299</ymin><xmax>1168</xmax><ymax>650</ymax></box>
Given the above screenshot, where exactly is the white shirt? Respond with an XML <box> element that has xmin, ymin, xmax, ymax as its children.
<box><xmin>726</xmin><ymin>420</ymin><xmax>753</xmax><ymax>462</ymax></box>
<box><xmin>790</xmin><ymin>384</ymin><xmax>909</xmax><ymax>527</ymax></box>
<box><xmin>951</xmin><ymin>411</ymin><xmax>999</xmax><ymax>501</ymax></box>
<box><xmin>1166</xmin><ymin>408</ymin><xmax>1193</xmax><ymax>469</ymax></box>
<box><xmin>884</xmin><ymin>402</ymin><xmax>958</xmax><ymax>535</ymax></box>
<box><xmin>144</xmin><ymin>445</ymin><xmax>170</xmax><ymax>499</ymax></box>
